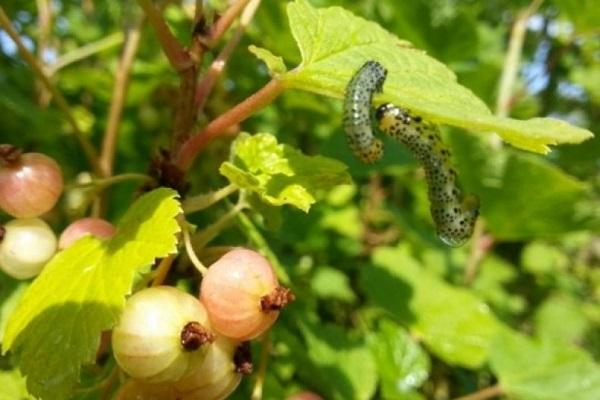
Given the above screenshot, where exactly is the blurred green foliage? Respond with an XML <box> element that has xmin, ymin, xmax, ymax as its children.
<box><xmin>1</xmin><ymin>0</ymin><xmax>599</xmax><ymax>399</ymax></box>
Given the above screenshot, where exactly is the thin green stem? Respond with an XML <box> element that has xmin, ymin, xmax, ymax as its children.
<box><xmin>0</xmin><ymin>6</ymin><xmax>100</xmax><ymax>174</ymax></box>
<box><xmin>191</xmin><ymin>202</ymin><xmax>247</xmax><ymax>251</ymax></box>
<box><xmin>182</xmin><ymin>183</ymin><xmax>238</xmax><ymax>214</ymax></box>
<box><xmin>48</xmin><ymin>32</ymin><xmax>124</xmax><ymax>75</ymax></box>
<box><xmin>496</xmin><ymin>0</ymin><xmax>544</xmax><ymax>118</ymax></box>
<box><xmin>250</xmin><ymin>332</ymin><xmax>271</xmax><ymax>400</ymax></box>
<box><xmin>175</xmin><ymin>78</ymin><xmax>285</xmax><ymax>170</ymax></box>
<box><xmin>69</xmin><ymin>173</ymin><xmax>155</xmax><ymax>191</ymax></box>
<box><xmin>182</xmin><ymin>224</ymin><xmax>209</xmax><ymax>276</ymax></box>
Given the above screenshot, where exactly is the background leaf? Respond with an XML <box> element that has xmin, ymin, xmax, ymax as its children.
<box><xmin>361</xmin><ymin>245</ymin><xmax>501</xmax><ymax>367</ymax></box>
<box><xmin>490</xmin><ymin>330</ymin><xmax>600</xmax><ymax>400</ymax></box>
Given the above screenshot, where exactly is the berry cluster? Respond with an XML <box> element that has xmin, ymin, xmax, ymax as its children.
<box><xmin>113</xmin><ymin>248</ymin><xmax>294</xmax><ymax>400</ymax></box>
<box><xmin>0</xmin><ymin>144</ymin><xmax>296</xmax><ymax>399</ymax></box>
<box><xmin>0</xmin><ymin>145</ymin><xmax>115</xmax><ymax>279</ymax></box>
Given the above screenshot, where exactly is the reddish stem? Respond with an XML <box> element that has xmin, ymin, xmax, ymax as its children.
<box><xmin>136</xmin><ymin>0</ymin><xmax>192</xmax><ymax>71</ymax></box>
<box><xmin>174</xmin><ymin>78</ymin><xmax>285</xmax><ymax>170</ymax></box>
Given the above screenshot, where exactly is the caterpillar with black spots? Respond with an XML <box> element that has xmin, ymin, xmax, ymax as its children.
<box><xmin>343</xmin><ymin>60</ymin><xmax>387</xmax><ymax>164</ymax></box>
<box><xmin>375</xmin><ymin>103</ymin><xmax>479</xmax><ymax>247</ymax></box>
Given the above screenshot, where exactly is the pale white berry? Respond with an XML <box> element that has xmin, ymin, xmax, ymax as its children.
<box><xmin>112</xmin><ymin>286</ymin><xmax>215</xmax><ymax>383</ymax></box>
<box><xmin>0</xmin><ymin>218</ymin><xmax>57</xmax><ymax>279</ymax></box>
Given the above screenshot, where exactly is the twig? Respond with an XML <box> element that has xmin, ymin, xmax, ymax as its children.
<box><xmin>151</xmin><ymin>255</ymin><xmax>175</xmax><ymax>286</ymax></box>
<box><xmin>35</xmin><ymin>0</ymin><xmax>52</xmax><ymax>105</ymax></box>
<box><xmin>452</xmin><ymin>384</ymin><xmax>503</xmax><ymax>400</ymax></box>
<box><xmin>463</xmin><ymin>220</ymin><xmax>493</xmax><ymax>286</ymax></box>
<box><xmin>250</xmin><ymin>332</ymin><xmax>271</xmax><ymax>400</ymax></box>
<box><xmin>48</xmin><ymin>32</ymin><xmax>124</xmax><ymax>74</ymax></box>
<box><xmin>175</xmin><ymin>78</ymin><xmax>285</xmax><ymax>170</ymax></box>
<box><xmin>182</xmin><ymin>183</ymin><xmax>238</xmax><ymax>213</ymax></box>
<box><xmin>136</xmin><ymin>0</ymin><xmax>192</xmax><ymax>71</ymax></box>
<box><xmin>495</xmin><ymin>0</ymin><xmax>545</xmax><ymax>117</ymax></box>
<box><xmin>196</xmin><ymin>0</ymin><xmax>262</xmax><ymax>110</ymax></box>
<box><xmin>0</xmin><ymin>6</ymin><xmax>100</xmax><ymax>174</ymax></box>
<box><xmin>203</xmin><ymin>0</ymin><xmax>251</xmax><ymax>49</ymax></box>
<box><xmin>99</xmin><ymin>20</ymin><xmax>143</xmax><ymax>177</ymax></box>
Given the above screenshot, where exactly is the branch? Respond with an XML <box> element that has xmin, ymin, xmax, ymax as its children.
<box><xmin>203</xmin><ymin>0</ymin><xmax>251</xmax><ymax>49</ymax></box>
<box><xmin>463</xmin><ymin>220</ymin><xmax>494</xmax><ymax>286</ymax></box>
<box><xmin>136</xmin><ymin>0</ymin><xmax>192</xmax><ymax>71</ymax></box>
<box><xmin>452</xmin><ymin>385</ymin><xmax>504</xmax><ymax>400</ymax></box>
<box><xmin>195</xmin><ymin>0</ymin><xmax>262</xmax><ymax>110</ymax></box>
<box><xmin>35</xmin><ymin>0</ymin><xmax>52</xmax><ymax>105</ymax></box>
<box><xmin>99</xmin><ymin>20</ymin><xmax>143</xmax><ymax>177</ymax></box>
<box><xmin>0</xmin><ymin>6</ymin><xmax>100</xmax><ymax>174</ymax></box>
<box><xmin>175</xmin><ymin>78</ymin><xmax>285</xmax><ymax>170</ymax></box>
<box><xmin>495</xmin><ymin>0</ymin><xmax>545</xmax><ymax>117</ymax></box>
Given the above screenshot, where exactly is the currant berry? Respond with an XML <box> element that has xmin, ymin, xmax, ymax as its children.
<box><xmin>200</xmin><ymin>248</ymin><xmax>294</xmax><ymax>341</ymax></box>
<box><xmin>287</xmin><ymin>392</ymin><xmax>325</xmax><ymax>400</ymax></box>
<box><xmin>0</xmin><ymin>218</ymin><xmax>57</xmax><ymax>279</ymax></box>
<box><xmin>58</xmin><ymin>217</ymin><xmax>116</xmax><ymax>249</ymax></box>
<box><xmin>112</xmin><ymin>286</ymin><xmax>215</xmax><ymax>383</ymax></box>
<box><xmin>113</xmin><ymin>379</ymin><xmax>178</xmax><ymax>400</ymax></box>
<box><xmin>174</xmin><ymin>337</ymin><xmax>250</xmax><ymax>400</ymax></box>
<box><xmin>0</xmin><ymin>145</ymin><xmax>64</xmax><ymax>218</ymax></box>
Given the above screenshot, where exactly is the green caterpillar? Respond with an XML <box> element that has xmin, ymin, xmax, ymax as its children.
<box><xmin>343</xmin><ymin>60</ymin><xmax>387</xmax><ymax>163</ymax></box>
<box><xmin>375</xmin><ymin>103</ymin><xmax>479</xmax><ymax>247</ymax></box>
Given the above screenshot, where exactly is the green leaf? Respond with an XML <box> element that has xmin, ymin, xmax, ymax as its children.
<box><xmin>0</xmin><ymin>369</ymin><xmax>34</xmax><ymax>400</ymax></box>
<box><xmin>300</xmin><ymin>323</ymin><xmax>377</xmax><ymax>400</ymax></box>
<box><xmin>0</xmin><ymin>277</ymin><xmax>27</xmax><ymax>343</ymax></box>
<box><xmin>3</xmin><ymin>188</ymin><xmax>181</xmax><ymax>400</ymax></box>
<box><xmin>220</xmin><ymin>132</ymin><xmax>352</xmax><ymax>212</ymax></box>
<box><xmin>311</xmin><ymin>266</ymin><xmax>357</xmax><ymax>303</ymax></box>
<box><xmin>248</xmin><ymin>45</ymin><xmax>287</xmax><ymax>75</ymax></box>
<box><xmin>269</xmin><ymin>0</ymin><xmax>593</xmax><ymax>153</ymax></box>
<box><xmin>534</xmin><ymin>295</ymin><xmax>590</xmax><ymax>345</ymax></box>
<box><xmin>449</xmin><ymin>132</ymin><xmax>595</xmax><ymax>239</ymax></box>
<box><xmin>490</xmin><ymin>330</ymin><xmax>600</xmax><ymax>400</ymax></box>
<box><xmin>361</xmin><ymin>245</ymin><xmax>501</xmax><ymax>367</ymax></box>
<box><xmin>368</xmin><ymin>319</ymin><xmax>430</xmax><ymax>399</ymax></box>
<box><xmin>521</xmin><ymin>242</ymin><xmax>569</xmax><ymax>275</ymax></box>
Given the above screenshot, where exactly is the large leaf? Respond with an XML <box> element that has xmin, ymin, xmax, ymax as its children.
<box><xmin>0</xmin><ymin>369</ymin><xmax>33</xmax><ymax>400</ymax></box>
<box><xmin>368</xmin><ymin>319</ymin><xmax>430</xmax><ymax>400</ymax></box>
<box><xmin>251</xmin><ymin>0</ymin><xmax>593</xmax><ymax>153</ymax></box>
<box><xmin>448</xmin><ymin>131</ymin><xmax>595</xmax><ymax>239</ymax></box>
<box><xmin>361</xmin><ymin>245</ymin><xmax>501</xmax><ymax>367</ymax></box>
<box><xmin>300</xmin><ymin>323</ymin><xmax>377</xmax><ymax>400</ymax></box>
<box><xmin>220</xmin><ymin>132</ymin><xmax>352</xmax><ymax>212</ymax></box>
<box><xmin>3</xmin><ymin>188</ymin><xmax>181</xmax><ymax>400</ymax></box>
<box><xmin>490</xmin><ymin>330</ymin><xmax>600</xmax><ymax>400</ymax></box>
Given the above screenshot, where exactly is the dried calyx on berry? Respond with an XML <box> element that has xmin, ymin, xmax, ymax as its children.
<box><xmin>200</xmin><ymin>248</ymin><xmax>294</xmax><ymax>341</ymax></box>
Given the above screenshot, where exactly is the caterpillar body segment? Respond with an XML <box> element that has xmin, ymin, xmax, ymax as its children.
<box><xmin>343</xmin><ymin>61</ymin><xmax>388</xmax><ymax>163</ymax></box>
<box><xmin>375</xmin><ymin>103</ymin><xmax>479</xmax><ymax>247</ymax></box>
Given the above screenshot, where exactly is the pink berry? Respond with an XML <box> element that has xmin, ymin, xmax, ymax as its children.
<box><xmin>200</xmin><ymin>248</ymin><xmax>294</xmax><ymax>341</ymax></box>
<box><xmin>286</xmin><ymin>391</ymin><xmax>324</xmax><ymax>400</ymax></box>
<box><xmin>58</xmin><ymin>217</ymin><xmax>116</xmax><ymax>249</ymax></box>
<box><xmin>0</xmin><ymin>145</ymin><xmax>64</xmax><ymax>218</ymax></box>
